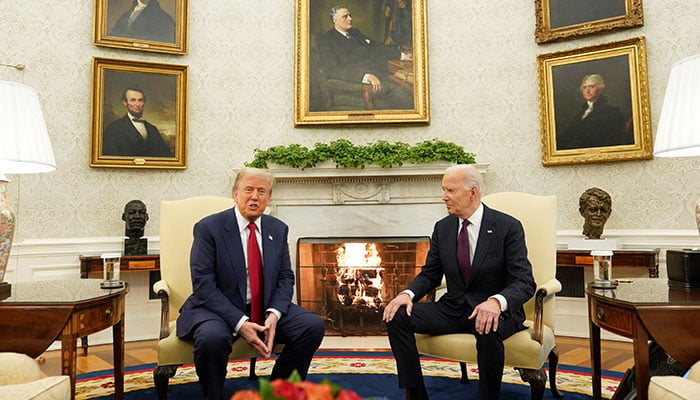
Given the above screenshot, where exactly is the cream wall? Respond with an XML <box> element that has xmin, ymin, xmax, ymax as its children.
<box><xmin>2</xmin><ymin>0</ymin><xmax>700</xmax><ymax>243</ymax></box>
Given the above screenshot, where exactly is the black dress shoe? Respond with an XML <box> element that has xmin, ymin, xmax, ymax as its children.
<box><xmin>406</xmin><ymin>387</ymin><xmax>429</xmax><ymax>400</ymax></box>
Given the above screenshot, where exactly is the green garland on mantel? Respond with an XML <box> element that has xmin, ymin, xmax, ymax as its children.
<box><xmin>245</xmin><ymin>139</ymin><xmax>476</xmax><ymax>170</ymax></box>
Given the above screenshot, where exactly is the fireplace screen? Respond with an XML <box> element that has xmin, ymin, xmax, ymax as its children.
<box><xmin>296</xmin><ymin>236</ymin><xmax>430</xmax><ymax>335</ymax></box>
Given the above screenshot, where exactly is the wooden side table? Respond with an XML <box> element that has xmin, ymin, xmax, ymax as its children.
<box><xmin>556</xmin><ymin>249</ymin><xmax>659</xmax><ymax>297</ymax></box>
<box><xmin>78</xmin><ymin>254</ymin><xmax>159</xmax><ymax>354</ymax></box>
<box><xmin>0</xmin><ymin>279</ymin><xmax>129</xmax><ymax>400</ymax></box>
<box><xmin>587</xmin><ymin>279</ymin><xmax>700</xmax><ymax>400</ymax></box>
<box><xmin>79</xmin><ymin>253</ymin><xmax>160</xmax><ymax>278</ymax></box>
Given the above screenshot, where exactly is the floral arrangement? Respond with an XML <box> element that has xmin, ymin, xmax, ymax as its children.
<box><xmin>231</xmin><ymin>371</ymin><xmax>363</xmax><ymax>400</ymax></box>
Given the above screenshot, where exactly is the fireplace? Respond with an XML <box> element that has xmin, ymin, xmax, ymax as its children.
<box><xmin>296</xmin><ymin>236</ymin><xmax>430</xmax><ymax>335</ymax></box>
<box><xmin>263</xmin><ymin>163</ymin><xmax>488</xmax><ymax>334</ymax></box>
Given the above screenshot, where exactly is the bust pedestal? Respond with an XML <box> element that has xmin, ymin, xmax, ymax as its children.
<box><xmin>567</xmin><ymin>238</ymin><xmax>619</xmax><ymax>251</ymax></box>
<box><xmin>124</xmin><ymin>238</ymin><xmax>147</xmax><ymax>256</ymax></box>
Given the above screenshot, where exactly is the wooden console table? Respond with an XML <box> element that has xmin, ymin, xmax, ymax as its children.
<box><xmin>557</xmin><ymin>249</ymin><xmax>659</xmax><ymax>297</ymax></box>
<box><xmin>78</xmin><ymin>254</ymin><xmax>159</xmax><ymax>354</ymax></box>
<box><xmin>0</xmin><ymin>279</ymin><xmax>129</xmax><ymax>400</ymax></box>
<box><xmin>587</xmin><ymin>278</ymin><xmax>700</xmax><ymax>400</ymax></box>
<box><xmin>79</xmin><ymin>253</ymin><xmax>160</xmax><ymax>278</ymax></box>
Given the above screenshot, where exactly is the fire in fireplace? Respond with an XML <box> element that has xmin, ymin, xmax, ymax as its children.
<box><xmin>296</xmin><ymin>236</ymin><xmax>431</xmax><ymax>336</ymax></box>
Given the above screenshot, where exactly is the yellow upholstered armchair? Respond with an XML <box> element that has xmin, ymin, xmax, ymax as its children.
<box><xmin>649</xmin><ymin>361</ymin><xmax>700</xmax><ymax>400</ymax></box>
<box><xmin>415</xmin><ymin>192</ymin><xmax>562</xmax><ymax>400</ymax></box>
<box><xmin>153</xmin><ymin>196</ymin><xmax>282</xmax><ymax>400</ymax></box>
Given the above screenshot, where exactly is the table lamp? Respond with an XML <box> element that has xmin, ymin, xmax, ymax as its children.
<box><xmin>653</xmin><ymin>54</ymin><xmax>700</xmax><ymax>288</ymax></box>
<box><xmin>0</xmin><ymin>80</ymin><xmax>57</xmax><ymax>297</ymax></box>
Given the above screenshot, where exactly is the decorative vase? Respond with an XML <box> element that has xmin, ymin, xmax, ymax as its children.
<box><xmin>0</xmin><ymin>178</ymin><xmax>17</xmax><ymax>283</ymax></box>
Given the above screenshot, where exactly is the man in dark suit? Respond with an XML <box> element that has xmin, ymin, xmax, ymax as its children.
<box><xmin>557</xmin><ymin>73</ymin><xmax>630</xmax><ymax>150</ymax></box>
<box><xmin>103</xmin><ymin>87</ymin><xmax>174</xmax><ymax>157</ymax></box>
<box><xmin>176</xmin><ymin>167</ymin><xmax>325</xmax><ymax>400</ymax></box>
<box><xmin>316</xmin><ymin>5</ymin><xmax>414</xmax><ymax>110</ymax></box>
<box><xmin>110</xmin><ymin>0</ymin><xmax>175</xmax><ymax>43</ymax></box>
<box><xmin>383</xmin><ymin>164</ymin><xmax>536</xmax><ymax>400</ymax></box>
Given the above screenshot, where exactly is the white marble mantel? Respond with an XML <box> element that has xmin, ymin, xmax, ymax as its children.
<box><xmin>267</xmin><ymin>162</ymin><xmax>489</xmax><ymax>208</ymax></box>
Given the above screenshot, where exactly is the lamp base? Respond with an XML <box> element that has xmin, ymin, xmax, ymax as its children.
<box><xmin>0</xmin><ymin>281</ymin><xmax>11</xmax><ymax>300</ymax></box>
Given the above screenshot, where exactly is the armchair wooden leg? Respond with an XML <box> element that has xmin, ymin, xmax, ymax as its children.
<box><xmin>459</xmin><ymin>362</ymin><xmax>470</xmax><ymax>384</ymax></box>
<box><xmin>248</xmin><ymin>357</ymin><xmax>258</xmax><ymax>380</ymax></box>
<box><xmin>547</xmin><ymin>347</ymin><xmax>564</xmax><ymax>399</ymax></box>
<box><xmin>154</xmin><ymin>364</ymin><xmax>179</xmax><ymax>400</ymax></box>
<box><xmin>516</xmin><ymin>367</ymin><xmax>546</xmax><ymax>400</ymax></box>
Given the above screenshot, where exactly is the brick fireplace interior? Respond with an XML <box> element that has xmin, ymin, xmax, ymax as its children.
<box><xmin>296</xmin><ymin>236</ymin><xmax>430</xmax><ymax>336</ymax></box>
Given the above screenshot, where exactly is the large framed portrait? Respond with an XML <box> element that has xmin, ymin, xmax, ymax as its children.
<box><xmin>537</xmin><ymin>37</ymin><xmax>652</xmax><ymax>166</ymax></box>
<box><xmin>93</xmin><ymin>0</ymin><xmax>189</xmax><ymax>55</ymax></box>
<box><xmin>294</xmin><ymin>0</ymin><xmax>429</xmax><ymax>126</ymax></box>
<box><xmin>90</xmin><ymin>57</ymin><xmax>188</xmax><ymax>169</ymax></box>
<box><xmin>534</xmin><ymin>0</ymin><xmax>643</xmax><ymax>44</ymax></box>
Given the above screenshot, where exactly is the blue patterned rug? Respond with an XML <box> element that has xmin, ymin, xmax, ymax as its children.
<box><xmin>75</xmin><ymin>350</ymin><xmax>622</xmax><ymax>399</ymax></box>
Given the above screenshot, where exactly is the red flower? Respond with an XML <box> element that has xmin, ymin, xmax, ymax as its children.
<box><xmin>335</xmin><ymin>389</ymin><xmax>363</xmax><ymax>400</ymax></box>
<box><xmin>271</xmin><ymin>379</ymin><xmax>305</xmax><ymax>399</ymax></box>
<box><xmin>231</xmin><ymin>389</ymin><xmax>262</xmax><ymax>400</ymax></box>
<box><xmin>230</xmin><ymin>370</ymin><xmax>362</xmax><ymax>400</ymax></box>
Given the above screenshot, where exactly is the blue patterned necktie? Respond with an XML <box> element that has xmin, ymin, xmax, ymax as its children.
<box><xmin>457</xmin><ymin>220</ymin><xmax>471</xmax><ymax>283</ymax></box>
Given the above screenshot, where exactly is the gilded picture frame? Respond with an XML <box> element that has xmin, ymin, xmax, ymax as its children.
<box><xmin>93</xmin><ymin>0</ymin><xmax>189</xmax><ymax>55</ymax></box>
<box><xmin>534</xmin><ymin>0</ymin><xmax>643</xmax><ymax>44</ymax></box>
<box><xmin>294</xmin><ymin>0</ymin><xmax>429</xmax><ymax>126</ymax></box>
<box><xmin>90</xmin><ymin>57</ymin><xmax>188</xmax><ymax>169</ymax></box>
<box><xmin>537</xmin><ymin>37</ymin><xmax>652</xmax><ymax>166</ymax></box>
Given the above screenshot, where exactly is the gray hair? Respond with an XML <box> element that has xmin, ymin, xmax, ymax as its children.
<box><xmin>330</xmin><ymin>5</ymin><xmax>348</xmax><ymax>22</ymax></box>
<box><xmin>445</xmin><ymin>164</ymin><xmax>484</xmax><ymax>194</ymax></box>
<box><xmin>580</xmin><ymin>74</ymin><xmax>607</xmax><ymax>91</ymax></box>
<box><xmin>233</xmin><ymin>167</ymin><xmax>275</xmax><ymax>191</ymax></box>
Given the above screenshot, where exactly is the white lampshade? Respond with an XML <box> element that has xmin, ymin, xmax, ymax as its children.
<box><xmin>0</xmin><ymin>80</ymin><xmax>56</xmax><ymax>176</ymax></box>
<box><xmin>654</xmin><ymin>54</ymin><xmax>700</xmax><ymax>157</ymax></box>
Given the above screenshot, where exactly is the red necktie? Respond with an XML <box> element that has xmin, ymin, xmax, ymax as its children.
<box><xmin>247</xmin><ymin>222</ymin><xmax>264</xmax><ymax>324</ymax></box>
<box><xmin>457</xmin><ymin>220</ymin><xmax>471</xmax><ymax>283</ymax></box>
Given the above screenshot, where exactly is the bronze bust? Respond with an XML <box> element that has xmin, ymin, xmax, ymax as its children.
<box><xmin>578</xmin><ymin>188</ymin><xmax>612</xmax><ymax>240</ymax></box>
<box><xmin>122</xmin><ymin>199</ymin><xmax>148</xmax><ymax>255</ymax></box>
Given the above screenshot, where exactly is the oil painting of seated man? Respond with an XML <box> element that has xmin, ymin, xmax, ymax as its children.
<box><xmin>312</xmin><ymin>3</ymin><xmax>414</xmax><ymax>111</ymax></box>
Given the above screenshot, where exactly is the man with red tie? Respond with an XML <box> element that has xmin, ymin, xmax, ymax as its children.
<box><xmin>177</xmin><ymin>167</ymin><xmax>325</xmax><ymax>400</ymax></box>
<box><xmin>383</xmin><ymin>165</ymin><xmax>536</xmax><ymax>400</ymax></box>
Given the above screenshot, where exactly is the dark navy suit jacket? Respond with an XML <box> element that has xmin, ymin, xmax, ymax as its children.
<box><xmin>176</xmin><ymin>209</ymin><xmax>295</xmax><ymax>338</ymax></box>
<box><xmin>407</xmin><ymin>204</ymin><xmax>536</xmax><ymax>337</ymax></box>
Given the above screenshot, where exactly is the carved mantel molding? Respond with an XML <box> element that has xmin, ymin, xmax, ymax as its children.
<box><xmin>265</xmin><ymin>163</ymin><xmax>490</xmax><ymax>207</ymax></box>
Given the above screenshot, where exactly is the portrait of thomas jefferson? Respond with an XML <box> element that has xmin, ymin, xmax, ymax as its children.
<box><xmin>552</xmin><ymin>55</ymin><xmax>633</xmax><ymax>151</ymax></box>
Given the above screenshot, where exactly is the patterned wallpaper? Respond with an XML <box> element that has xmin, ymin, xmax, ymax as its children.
<box><xmin>1</xmin><ymin>0</ymin><xmax>700</xmax><ymax>242</ymax></box>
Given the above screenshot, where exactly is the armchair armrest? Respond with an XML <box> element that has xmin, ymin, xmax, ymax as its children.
<box><xmin>532</xmin><ymin>277</ymin><xmax>562</xmax><ymax>344</ymax></box>
<box><xmin>153</xmin><ymin>280</ymin><xmax>171</xmax><ymax>340</ymax></box>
